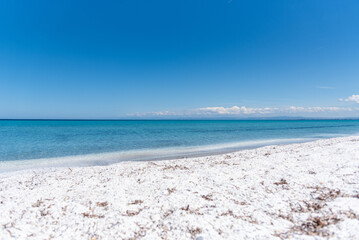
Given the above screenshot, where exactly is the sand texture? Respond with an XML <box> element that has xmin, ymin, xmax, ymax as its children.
<box><xmin>1</xmin><ymin>136</ymin><xmax>359</xmax><ymax>239</ymax></box>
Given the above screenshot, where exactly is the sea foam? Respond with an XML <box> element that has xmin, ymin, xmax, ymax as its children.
<box><xmin>0</xmin><ymin>137</ymin><xmax>312</xmax><ymax>175</ymax></box>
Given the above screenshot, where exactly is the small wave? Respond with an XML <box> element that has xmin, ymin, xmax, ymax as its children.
<box><xmin>0</xmin><ymin>137</ymin><xmax>313</xmax><ymax>175</ymax></box>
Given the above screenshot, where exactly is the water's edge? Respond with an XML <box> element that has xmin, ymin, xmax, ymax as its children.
<box><xmin>1</xmin><ymin>120</ymin><xmax>359</xmax><ymax>176</ymax></box>
<box><xmin>0</xmin><ymin>136</ymin><xmax>338</xmax><ymax>177</ymax></box>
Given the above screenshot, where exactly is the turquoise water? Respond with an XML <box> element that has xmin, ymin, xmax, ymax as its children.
<box><xmin>0</xmin><ymin>120</ymin><xmax>359</xmax><ymax>172</ymax></box>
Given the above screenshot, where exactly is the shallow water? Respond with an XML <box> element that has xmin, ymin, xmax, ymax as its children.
<box><xmin>0</xmin><ymin>120</ymin><xmax>359</xmax><ymax>172</ymax></box>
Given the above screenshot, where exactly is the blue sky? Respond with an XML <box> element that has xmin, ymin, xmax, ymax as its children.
<box><xmin>0</xmin><ymin>0</ymin><xmax>359</xmax><ymax>119</ymax></box>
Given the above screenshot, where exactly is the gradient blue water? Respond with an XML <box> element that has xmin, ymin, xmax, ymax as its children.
<box><xmin>0</xmin><ymin>120</ymin><xmax>359</xmax><ymax>170</ymax></box>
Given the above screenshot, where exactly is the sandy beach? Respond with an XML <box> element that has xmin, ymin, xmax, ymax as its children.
<box><xmin>1</xmin><ymin>136</ymin><xmax>359</xmax><ymax>240</ymax></box>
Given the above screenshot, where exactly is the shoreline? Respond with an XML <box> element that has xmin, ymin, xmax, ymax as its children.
<box><xmin>0</xmin><ymin>136</ymin><xmax>344</xmax><ymax>177</ymax></box>
<box><xmin>1</xmin><ymin>136</ymin><xmax>359</xmax><ymax>239</ymax></box>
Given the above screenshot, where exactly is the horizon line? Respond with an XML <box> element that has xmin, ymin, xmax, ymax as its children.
<box><xmin>1</xmin><ymin>117</ymin><xmax>359</xmax><ymax>121</ymax></box>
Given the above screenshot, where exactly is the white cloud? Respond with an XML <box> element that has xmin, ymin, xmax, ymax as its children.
<box><xmin>199</xmin><ymin>106</ymin><xmax>277</xmax><ymax>115</ymax></box>
<box><xmin>288</xmin><ymin>106</ymin><xmax>351</xmax><ymax>112</ymax></box>
<box><xmin>340</xmin><ymin>95</ymin><xmax>359</xmax><ymax>104</ymax></box>
<box><xmin>199</xmin><ymin>105</ymin><xmax>351</xmax><ymax>115</ymax></box>
<box><xmin>128</xmin><ymin>105</ymin><xmax>355</xmax><ymax>118</ymax></box>
<box><xmin>129</xmin><ymin>111</ymin><xmax>182</xmax><ymax>117</ymax></box>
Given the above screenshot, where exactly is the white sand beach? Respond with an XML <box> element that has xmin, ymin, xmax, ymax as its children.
<box><xmin>1</xmin><ymin>136</ymin><xmax>359</xmax><ymax>240</ymax></box>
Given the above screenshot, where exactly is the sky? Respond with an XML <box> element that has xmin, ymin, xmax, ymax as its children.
<box><xmin>0</xmin><ymin>0</ymin><xmax>359</xmax><ymax>119</ymax></box>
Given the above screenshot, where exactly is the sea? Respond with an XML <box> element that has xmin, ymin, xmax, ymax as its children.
<box><xmin>1</xmin><ymin>119</ymin><xmax>359</xmax><ymax>173</ymax></box>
